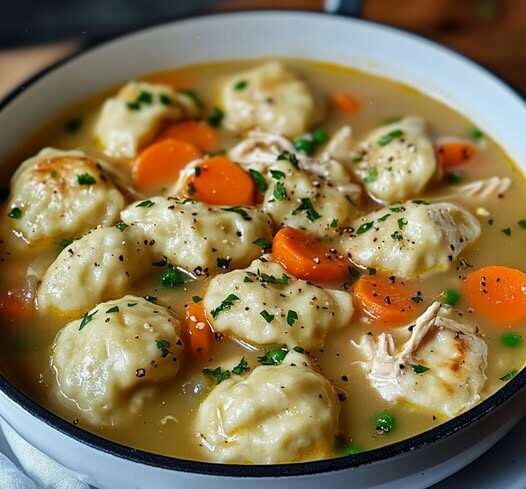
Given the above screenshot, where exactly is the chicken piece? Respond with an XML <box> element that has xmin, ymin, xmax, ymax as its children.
<box><xmin>355</xmin><ymin>302</ymin><xmax>488</xmax><ymax>418</ymax></box>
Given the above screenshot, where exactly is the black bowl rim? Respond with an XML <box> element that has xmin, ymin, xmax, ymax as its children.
<box><xmin>0</xmin><ymin>10</ymin><xmax>525</xmax><ymax>479</ymax></box>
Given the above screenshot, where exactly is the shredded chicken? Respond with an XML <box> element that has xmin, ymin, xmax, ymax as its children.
<box><xmin>355</xmin><ymin>302</ymin><xmax>488</xmax><ymax>417</ymax></box>
<box><xmin>434</xmin><ymin>176</ymin><xmax>512</xmax><ymax>204</ymax></box>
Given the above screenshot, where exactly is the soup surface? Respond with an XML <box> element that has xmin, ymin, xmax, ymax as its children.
<box><xmin>0</xmin><ymin>59</ymin><xmax>525</xmax><ymax>464</ymax></box>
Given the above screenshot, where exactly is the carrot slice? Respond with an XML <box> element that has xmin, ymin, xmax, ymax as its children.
<box><xmin>331</xmin><ymin>93</ymin><xmax>361</xmax><ymax>113</ymax></box>
<box><xmin>436</xmin><ymin>140</ymin><xmax>478</xmax><ymax>168</ymax></box>
<box><xmin>0</xmin><ymin>291</ymin><xmax>34</xmax><ymax>322</ymax></box>
<box><xmin>272</xmin><ymin>227</ymin><xmax>349</xmax><ymax>282</ymax></box>
<box><xmin>354</xmin><ymin>276</ymin><xmax>420</xmax><ymax>326</ymax></box>
<box><xmin>132</xmin><ymin>139</ymin><xmax>201</xmax><ymax>193</ymax></box>
<box><xmin>184</xmin><ymin>302</ymin><xmax>214</xmax><ymax>359</ymax></box>
<box><xmin>464</xmin><ymin>266</ymin><xmax>526</xmax><ymax>326</ymax></box>
<box><xmin>189</xmin><ymin>156</ymin><xmax>256</xmax><ymax>206</ymax></box>
<box><xmin>158</xmin><ymin>121</ymin><xmax>219</xmax><ymax>153</ymax></box>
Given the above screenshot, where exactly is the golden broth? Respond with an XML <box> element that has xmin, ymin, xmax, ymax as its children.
<box><xmin>1</xmin><ymin>59</ymin><xmax>525</xmax><ymax>462</ymax></box>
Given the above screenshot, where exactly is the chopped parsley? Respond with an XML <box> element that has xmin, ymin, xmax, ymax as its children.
<box><xmin>136</xmin><ymin>200</ymin><xmax>155</xmax><ymax>208</ymax></box>
<box><xmin>377</xmin><ymin>129</ymin><xmax>404</xmax><ymax>146</ymax></box>
<box><xmin>127</xmin><ymin>302</ymin><xmax>138</xmax><ymax>307</ymax></box>
<box><xmin>207</xmin><ymin>107</ymin><xmax>225</xmax><ymax>128</ymax></box>
<box><xmin>155</xmin><ymin>339</ymin><xmax>171</xmax><ymax>358</ymax></box>
<box><xmin>258</xmin><ymin>346</ymin><xmax>289</xmax><ymax>365</ymax></box>
<box><xmin>222</xmin><ymin>206</ymin><xmax>252</xmax><ymax>221</ymax></box>
<box><xmin>232</xmin><ymin>357</ymin><xmax>250</xmax><ymax>375</ymax></box>
<box><xmin>211</xmin><ymin>294</ymin><xmax>239</xmax><ymax>318</ymax></box>
<box><xmin>106</xmin><ymin>305</ymin><xmax>119</xmax><ymax>314</ymax></box>
<box><xmin>468</xmin><ymin>127</ymin><xmax>484</xmax><ymax>141</ymax></box>
<box><xmin>518</xmin><ymin>219</ymin><xmax>526</xmax><ymax>229</ymax></box>
<box><xmin>192</xmin><ymin>295</ymin><xmax>202</xmax><ymax>303</ymax></box>
<box><xmin>341</xmin><ymin>443</ymin><xmax>364</xmax><ymax>456</ymax></box>
<box><xmin>351</xmin><ymin>156</ymin><xmax>363</xmax><ymax>164</ymax></box>
<box><xmin>442</xmin><ymin>288</ymin><xmax>460</xmax><ymax>306</ymax></box>
<box><xmin>375</xmin><ymin>412</ymin><xmax>395</xmax><ymax>433</ymax></box>
<box><xmin>234</xmin><ymin>80</ymin><xmax>248</xmax><ymax>91</ymax></box>
<box><xmin>356</xmin><ymin>221</ymin><xmax>374</xmax><ymax>234</ymax></box>
<box><xmin>160</xmin><ymin>266</ymin><xmax>188</xmax><ymax>288</ymax></box>
<box><xmin>253</xmin><ymin>238</ymin><xmax>272</xmax><ymax>249</ymax></box>
<box><xmin>255</xmin><ymin>271</ymin><xmax>289</xmax><ymax>285</ymax></box>
<box><xmin>64</xmin><ymin>117</ymin><xmax>83</xmax><ymax>133</ymax></box>
<box><xmin>115</xmin><ymin>221</ymin><xmax>129</xmax><ymax>232</ymax></box>
<box><xmin>126</xmin><ymin>90</ymin><xmax>154</xmax><ymax>111</ymax></box>
<box><xmin>217</xmin><ymin>257</ymin><xmax>232</xmax><ymax>269</ymax></box>
<box><xmin>364</xmin><ymin>167</ymin><xmax>378</xmax><ymax>183</ymax></box>
<box><xmin>273</xmin><ymin>181</ymin><xmax>288</xmax><ymax>201</ymax></box>
<box><xmin>249</xmin><ymin>169</ymin><xmax>268</xmax><ymax>192</ymax></box>
<box><xmin>411</xmin><ymin>364</ymin><xmax>430</xmax><ymax>374</ymax></box>
<box><xmin>502</xmin><ymin>227</ymin><xmax>512</xmax><ymax>236</ymax></box>
<box><xmin>312</xmin><ymin>128</ymin><xmax>328</xmax><ymax>144</ymax></box>
<box><xmin>367</xmin><ymin>267</ymin><xmax>377</xmax><ymax>276</ymax></box>
<box><xmin>203</xmin><ymin>366</ymin><xmax>231</xmax><ymax>384</ymax></box>
<box><xmin>446</xmin><ymin>172</ymin><xmax>463</xmax><ymax>185</ymax></box>
<box><xmin>79</xmin><ymin>310</ymin><xmax>97</xmax><ymax>330</ymax></box>
<box><xmin>389</xmin><ymin>206</ymin><xmax>405</xmax><ymax>213</ymax></box>
<box><xmin>159</xmin><ymin>94</ymin><xmax>172</xmax><ymax>106</ymax></box>
<box><xmin>260</xmin><ymin>310</ymin><xmax>275</xmax><ymax>323</ymax></box>
<box><xmin>287</xmin><ymin>310</ymin><xmax>298</xmax><ymax>326</ymax></box>
<box><xmin>377</xmin><ymin>213</ymin><xmax>391</xmax><ymax>223</ymax></box>
<box><xmin>397</xmin><ymin>217</ymin><xmax>408</xmax><ymax>229</ymax></box>
<box><xmin>77</xmin><ymin>173</ymin><xmax>96</xmax><ymax>186</ymax></box>
<box><xmin>330</xmin><ymin>218</ymin><xmax>339</xmax><ymax>228</ymax></box>
<box><xmin>391</xmin><ymin>230</ymin><xmax>403</xmax><ymax>241</ymax></box>
<box><xmin>501</xmin><ymin>332</ymin><xmax>522</xmax><ymax>348</ymax></box>
<box><xmin>58</xmin><ymin>238</ymin><xmax>73</xmax><ymax>250</ymax></box>
<box><xmin>500</xmin><ymin>369</ymin><xmax>518</xmax><ymax>382</ymax></box>
<box><xmin>277</xmin><ymin>151</ymin><xmax>299</xmax><ymax>168</ymax></box>
<box><xmin>292</xmin><ymin>198</ymin><xmax>321</xmax><ymax>222</ymax></box>
<box><xmin>270</xmin><ymin>169</ymin><xmax>286</xmax><ymax>180</ymax></box>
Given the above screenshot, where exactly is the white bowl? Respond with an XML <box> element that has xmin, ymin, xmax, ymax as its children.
<box><xmin>1</xmin><ymin>11</ymin><xmax>525</xmax><ymax>489</ymax></box>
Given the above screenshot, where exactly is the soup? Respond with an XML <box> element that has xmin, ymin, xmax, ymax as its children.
<box><xmin>0</xmin><ymin>59</ymin><xmax>524</xmax><ymax>464</ymax></box>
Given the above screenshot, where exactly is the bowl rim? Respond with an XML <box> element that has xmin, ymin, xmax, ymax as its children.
<box><xmin>1</xmin><ymin>9</ymin><xmax>525</xmax><ymax>479</ymax></box>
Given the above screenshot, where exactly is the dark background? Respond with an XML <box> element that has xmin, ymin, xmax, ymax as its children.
<box><xmin>1</xmin><ymin>0</ymin><xmax>525</xmax><ymax>94</ymax></box>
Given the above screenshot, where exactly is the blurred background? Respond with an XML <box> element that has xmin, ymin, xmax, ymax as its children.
<box><xmin>1</xmin><ymin>0</ymin><xmax>525</xmax><ymax>97</ymax></box>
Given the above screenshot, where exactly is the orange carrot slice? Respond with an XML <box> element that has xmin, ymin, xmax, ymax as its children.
<box><xmin>436</xmin><ymin>139</ymin><xmax>478</xmax><ymax>168</ymax></box>
<box><xmin>354</xmin><ymin>275</ymin><xmax>420</xmax><ymax>326</ymax></box>
<box><xmin>331</xmin><ymin>93</ymin><xmax>361</xmax><ymax>113</ymax></box>
<box><xmin>464</xmin><ymin>266</ymin><xmax>526</xmax><ymax>326</ymax></box>
<box><xmin>189</xmin><ymin>156</ymin><xmax>256</xmax><ymax>206</ymax></box>
<box><xmin>0</xmin><ymin>291</ymin><xmax>34</xmax><ymax>322</ymax></box>
<box><xmin>158</xmin><ymin>121</ymin><xmax>219</xmax><ymax>153</ymax></box>
<box><xmin>132</xmin><ymin>139</ymin><xmax>201</xmax><ymax>193</ymax></box>
<box><xmin>272</xmin><ymin>227</ymin><xmax>349</xmax><ymax>282</ymax></box>
<box><xmin>184</xmin><ymin>302</ymin><xmax>214</xmax><ymax>359</ymax></box>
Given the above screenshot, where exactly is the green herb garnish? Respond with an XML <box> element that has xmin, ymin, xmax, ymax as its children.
<box><xmin>292</xmin><ymin>198</ymin><xmax>321</xmax><ymax>222</ymax></box>
<box><xmin>249</xmin><ymin>169</ymin><xmax>268</xmax><ymax>192</ymax></box>
<box><xmin>375</xmin><ymin>412</ymin><xmax>395</xmax><ymax>433</ymax></box>
<box><xmin>356</xmin><ymin>222</ymin><xmax>374</xmax><ymax>234</ymax></box>
<box><xmin>260</xmin><ymin>310</ymin><xmax>275</xmax><ymax>323</ymax></box>
<box><xmin>160</xmin><ymin>266</ymin><xmax>188</xmax><ymax>288</ymax></box>
<box><xmin>276</xmin><ymin>151</ymin><xmax>299</xmax><ymax>168</ymax></box>
<box><xmin>501</xmin><ymin>332</ymin><xmax>522</xmax><ymax>348</ymax></box>
<box><xmin>217</xmin><ymin>257</ymin><xmax>232</xmax><ymax>269</ymax></box>
<box><xmin>192</xmin><ymin>295</ymin><xmax>202</xmax><ymax>303</ymax></box>
<box><xmin>115</xmin><ymin>222</ymin><xmax>129</xmax><ymax>232</ymax></box>
<box><xmin>106</xmin><ymin>306</ymin><xmax>119</xmax><ymax>314</ymax></box>
<box><xmin>211</xmin><ymin>294</ymin><xmax>239</xmax><ymax>318</ymax></box>
<box><xmin>500</xmin><ymin>369</ymin><xmax>518</xmax><ymax>382</ymax></box>
<box><xmin>287</xmin><ymin>310</ymin><xmax>298</xmax><ymax>326</ymax></box>
<box><xmin>378</xmin><ymin>129</ymin><xmax>403</xmax><ymax>146</ymax></box>
<box><xmin>136</xmin><ymin>200</ymin><xmax>155</xmax><ymax>208</ymax></box>
<box><xmin>412</xmin><ymin>364</ymin><xmax>430</xmax><ymax>374</ymax></box>
<box><xmin>232</xmin><ymin>357</ymin><xmax>250</xmax><ymax>375</ymax></box>
<box><xmin>364</xmin><ymin>167</ymin><xmax>378</xmax><ymax>183</ymax></box>
<box><xmin>253</xmin><ymin>238</ymin><xmax>272</xmax><ymax>249</ymax></box>
<box><xmin>258</xmin><ymin>346</ymin><xmax>289</xmax><ymax>365</ymax></box>
<box><xmin>156</xmin><ymin>339</ymin><xmax>171</xmax><ymax>358</ymax></box>
<box><xmin>203</xmin><ymin>366</ymin><xmax>231</xmax><ymax>384</ymax></box>
<box><xmin>207</xmin><ymin>107</ymin><xmax>225</xmax><ymax>128</ymax></box>
<box><xmin>234</xmin><ymin>80</ymin><xmax>248</xmax><ymax>91</ymax></box>
<box><xmin>77</xmin><ymin>173</ymin><xmax>96</xmax><ymax>186</ymax></box>
<box><xmin>79</xmin><ymin>310</ymin><xmax>97</xmax><ymax>330</ymax></box>
<box><xmin>273</xmin><ymin>181</ymin><xmax>288</xmax><ymax>201</ymax></box>
<box><xmin>222</xmin><ymin>206</ymin><xmax>252</xmax><ymax>221</ymax></box>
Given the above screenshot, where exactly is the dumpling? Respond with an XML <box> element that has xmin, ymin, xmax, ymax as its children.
<box><xmin>341</xmin><ymin>201</ymin><xmax>480</xmax><ymax>279</ymax></box>
<box><xmin>203</xmin><ymin>258</ymin><xmax>353</xmax><ymax>350</ymax></box>
<box><xmin>195</xmin><ymin>351</ymin><xmax>339</xmax><ymax>463</ymax></box>
<box><xmin>262</xmin><ymin>159</ymin><xmax>360</xmax><ymax>237</ymax></box>
<box><xmin>51</xmin><ymin>295</ymin><xmax>184</xmax><ymax>425</ymax></box>
<box><xmin>120</xmin><ymin>197</ymin><xmax>273</xmax><ymax>276</ymax></box>
<box><xmin>352</xmin><ymin>117</ymin><xmax>437</xmax><ymax>204</ymax></box>
<box><xmin>38</xmin><ymin>225</ymin><xmax>153</xmax><ymax>316</ymax></box>
<box><xmin>355</xmin><ymin>302</ymin><xmax>487</xmax><ymax>418</ymax></box>
<box><xmin>220</xmin><ymin>61</ymin><xmax>320</xmax><ymax>138</ymax></box>
<box><xmin>3</xmin><ymin>148</ymin><xmax>124</xmax><ymax>249</ymax></box>
<box><xmin>94</xmin><ymin>81</ymin><xmax>202</xmax><ymax>158</ymax></box>
<box><xmin>320</xmin><ymin>126</ymin><xmax>354</xmax><ymax>165</ymax></box>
